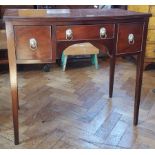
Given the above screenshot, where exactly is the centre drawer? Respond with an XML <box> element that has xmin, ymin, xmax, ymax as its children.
<box><xmin>56</xmin><ymin>24</ymin><xmax>114</xmax><ymax>41</ymax></box>
<box><xmin>14</xmin><ymin>26</ymin><xmax>52</xmax><ymax>60</ymax></box>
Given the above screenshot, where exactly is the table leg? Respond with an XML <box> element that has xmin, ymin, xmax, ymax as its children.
<box><xmin>134</xmin><ymin>53</ymin><xmax>144</xmax><ymax>125</ymax></box>
<box><xmin>10</xmin><ymin>68</ymin><xmax>19</xmax><ymax>145</ymax></box>
<box><xmin>109</xmin><ymin>55</ymin><xmax>116</xmax><ymax>98</ymax></box>
<box><xmin>5</xmin><ymin>22</ymin><xmax>19</xmax><ymax>145</ymax></box>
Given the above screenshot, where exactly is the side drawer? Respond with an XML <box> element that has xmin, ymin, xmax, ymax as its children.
<box><xmin>14</xmin><ymin>26</ymin><xmax>52</xmax><ymax>60</ymax></box>
<box><xmin>56</xmin><ymin>24</ymin><xmax>115</xmax><ymax>41</ymax></box>
<box><xmin>117</xmin><ymin>23</ymin><xmax>144</xmax><ymax>54</ymax></box>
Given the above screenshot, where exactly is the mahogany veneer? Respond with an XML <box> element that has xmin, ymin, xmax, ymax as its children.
<box><xmin>56</xmin><ymin>24</ymin><xmax>115</xmax><ymax>41</ymax></box>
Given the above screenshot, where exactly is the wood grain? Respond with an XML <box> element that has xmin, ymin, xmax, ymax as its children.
<box><xmin>14</xmin><ymin>26</ymin><xmax>52</xmax><ymax>60</ymax></box>
<box><xmin>56</xmin><ymin>24</ymin><xmax>114</xmax><ymax>41</ymax></box>
<box><xmin>117</xmin><ymin>23</ymin><xmax>144</xmax><ymax>54</ymax></box>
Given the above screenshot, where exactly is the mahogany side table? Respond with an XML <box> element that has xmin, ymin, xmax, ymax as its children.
<box><xmin>3</xmin><ymin>9</ymin><xmax>151</xmax><ymax>145</ymax></box>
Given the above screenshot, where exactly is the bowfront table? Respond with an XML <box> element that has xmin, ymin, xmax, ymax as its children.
<box><xmin>3</xmin><ymin>9</ymin><xmax>151</xmax><ymax>145</ymax></box>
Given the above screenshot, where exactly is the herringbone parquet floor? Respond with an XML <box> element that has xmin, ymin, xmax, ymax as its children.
<box><xmin>0</xmin><ymin>58</ymin><xmax>155</xmax><ymax>149</ymax></box>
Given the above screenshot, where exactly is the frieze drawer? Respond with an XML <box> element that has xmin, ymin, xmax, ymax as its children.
<box><xmin>117</xmin><ymin>23</ymin><xmax>144</xmax><ymax>54</ymax></box>
<box><xmin>14</xmin><ymin>26</ymin><xmax>52</xmax><ymax>60</ymax></box>
<box><xmin>56</xmin><ymin>24</ymin><xmax>115</xmax><ymax>41</ymax></box>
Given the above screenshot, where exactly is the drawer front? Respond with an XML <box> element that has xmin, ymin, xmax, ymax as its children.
<box><xmin>117</xmin><ymin>23</ymin><xmax>144</xmax><ymax>54</ymax></box>
<box><xmin>147</xmin><ymin>30</ymin><xmax>155</xmax><ymax>42</ymax></box>
<box><xmin>14</xmin><ymin>26</ymin><xmax>52</xmax><ymax>60</ymax></box>
<box><xmin>56</xmin><ymin>24</ymin><xmax>114</xmax><ymax>41</ymax></box>
<box><xmin>145</xmin><ymin>43</ymin><xmax>155</xmax><ymax>58</ymax></box>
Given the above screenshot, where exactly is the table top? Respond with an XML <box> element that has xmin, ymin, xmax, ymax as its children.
<box><xmin>3</xmin><ymin>9</ymin><xmax>151</xmax><ymax>21</ymax></box>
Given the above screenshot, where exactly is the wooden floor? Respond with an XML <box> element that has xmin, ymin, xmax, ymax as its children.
<box><xmin>0</xmin><ymin>58</ymin><xmax>155</xmax><ymax>149</ymax></box>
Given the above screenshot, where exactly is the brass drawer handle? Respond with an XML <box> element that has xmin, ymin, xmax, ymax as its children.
<box><xmin>100</xmin><ymin>27</ymin><xmax>107</xmax><ymax>39</ymax></box>
<box><xmin>128</xmin><ymin>34</ymin><xmax>135</xmax><ymax>45</ymax></box>
<box><xmin>29</xmin><ymin>38</ymin><xmax>37</xmax><ymax>50</ymax></box>
<box><xmin>66</xmin><ymin>29</ymin><xmax>73</xmax><ymax>40</ymax></box>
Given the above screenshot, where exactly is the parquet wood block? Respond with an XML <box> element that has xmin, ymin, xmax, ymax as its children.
<box><xmin>0</xmin><ymin>59</ymin><xmax>155</xmax><ymax>148</ymax></box>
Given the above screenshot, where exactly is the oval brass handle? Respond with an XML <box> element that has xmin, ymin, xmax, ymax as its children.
<box><xmin>100</xmin><ymin>27</ymin><xmax>107</xmax><ymax>39</ymax></box>
<box><xmin>128</xmin><ymin>34</ymin><xmax>135</xmax><ymax>45</ymax></box>
<box><xmin>29</xmin><ymin>38</ymin><xmax>37</xmax><ymax>50</ymax></box>
<box><xmin>66</xmin><ymin>29</ymin><xmax>73</xmax><ymax>40</ymax></box>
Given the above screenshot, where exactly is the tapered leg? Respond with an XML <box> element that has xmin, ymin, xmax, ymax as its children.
<box><xmin>134</xmin><ymin>53</ymin><xmax>144</xmax><ymax>125</ymax></box>
<box><xmin>94</xmin><ymin>54</ymin><xmax>99</xmax><ymax>69</ymax></box>
<box><xmin>91</xmin><ymin>55</ymin><xmax>95</xmax><ymax>65</ymax></box>
<box><xmin>10</xmin><ymin>75</ymin><xmax>19</xmax><ymax>145</ymax></box>
<box><xmin>9</xmin><ymin>56</ymin><xmax>19</xmax><ymax>145</ymax></box>
<box><xmin>61</xmin><ymin>52</ymin><xmax>65</xmax><ymax>66</ymax></box>
<box><xmin>91</xmin><ymin>54</ymin><xmax>99</xmax><ymax>69</ymax></box>
<box><xmin>5</xmin><ymin>21</ymin><xmax>19</xmax><ymax>145</ymax></box>
<box><xmin>109</xmin><ymin>55</ymin><xmax>116</xmax><ymax>98</ymax></box>
<box><xmin>62</xmin><ymin>55</ymin><xmax>68</xmax><ymax>71</ymax></box>
<box><xmin>17</xmin><ymin>87</ymin><xmax>20</xmax><ymax>110</ymax></box>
